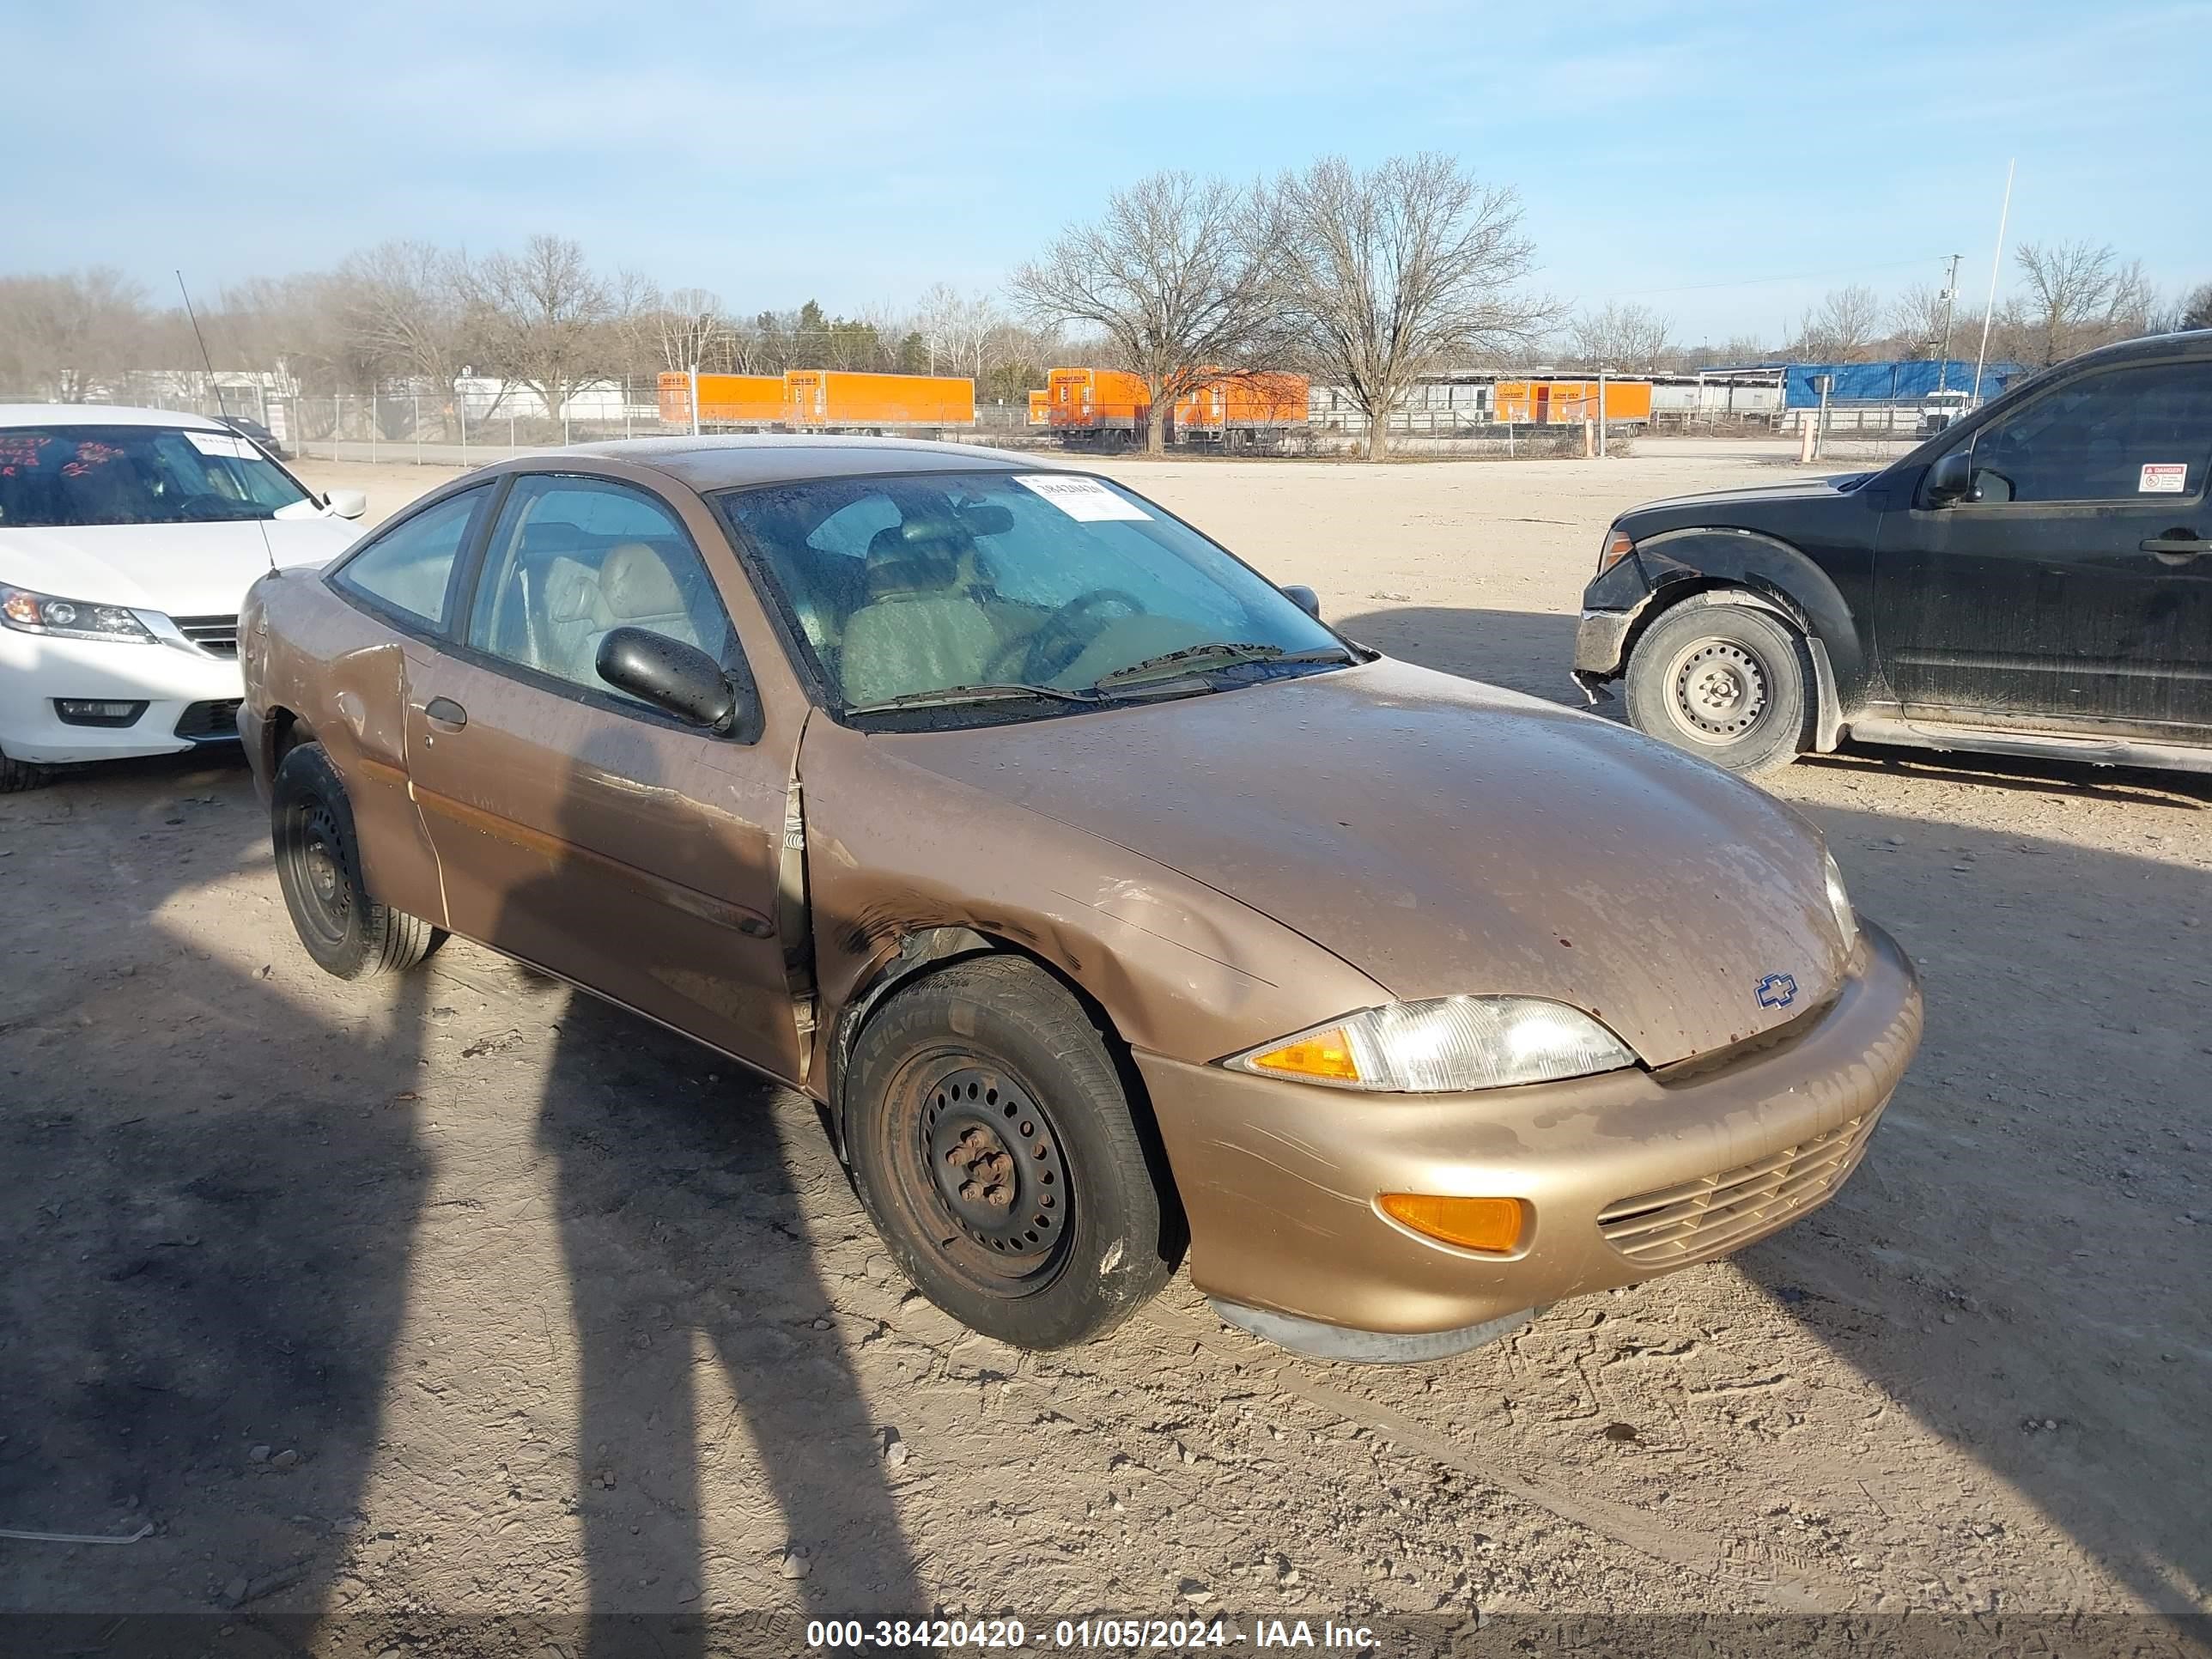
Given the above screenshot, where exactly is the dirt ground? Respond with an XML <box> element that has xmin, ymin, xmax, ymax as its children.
<box><xmin>3</xmin><ymin>442</ymin><xmax>2205</xmax><ymax>1656</ymax></box>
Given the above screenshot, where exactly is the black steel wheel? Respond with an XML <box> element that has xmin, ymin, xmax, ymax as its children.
<box><xmin>271</xmin><ymin>741</ymin><xmax>444</xmax><ymax>980</ymax></box>
<box><xmin>847</xmin><ymin>957</ymin><xmax>1177</xmax><ymax>1348</ymax></box>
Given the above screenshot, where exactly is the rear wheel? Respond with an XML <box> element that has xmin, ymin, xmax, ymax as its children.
<box><xmin>0</xmin><ymin>747</ymin><xmax>51</xmax><ymax>793</ymax></box>
<box><xmin>271</xmin><ymin>742</ymin><xmax>444</xmax><ymax>979</ymax></box>
<box><xmin>846</xmin><ymin>957</ymin><xmax>1175</xmax><ymax>1349</ymax></box>
<box><xmin>1625</xmin><ymin>599</ymin><xmax>1812</xmax><ymax>775</ymax></box>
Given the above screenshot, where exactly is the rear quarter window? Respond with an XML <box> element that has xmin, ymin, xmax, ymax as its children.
<box><xmin>330</xmin><ymin>484</ymin><xmax>491</xmax><ymax>629</ymax></box>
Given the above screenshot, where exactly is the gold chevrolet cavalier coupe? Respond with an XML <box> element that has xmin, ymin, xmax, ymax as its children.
<box><xmin>240</xmin><ymin>438</ymin><xmax>1922</xmax><ymax>1361</ymax></box>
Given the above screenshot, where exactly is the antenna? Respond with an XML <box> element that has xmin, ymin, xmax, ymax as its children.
<box><xmin>179</xmin><ymin>270</ymin><xmax>280</xmax><ymax>574</ymax></box>
<box><xmin>175</xmin><ymin>270</ymin><xmax>217</xmax><ymax>380</ymax></box>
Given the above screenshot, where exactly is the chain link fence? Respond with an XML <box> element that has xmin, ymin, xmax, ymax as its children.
<box><xmin>70</xmin><ymin>374</ymin><xmax>1041</xmax><ymax>465</ymax></box>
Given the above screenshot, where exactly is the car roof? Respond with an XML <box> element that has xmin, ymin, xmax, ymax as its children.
<box><xmin>0</xmin><ymin>403</ymin><xmax>226</xmax><ymax>430</ymax></box>
<box><xmin>2063</xmin><ymin>327</ymin><xmax>2212</xmax><ymax>369</ymax></box>
<box><xmin>556</xmin><ymin>434</ymin><xmax>1060</xmax><ymax>491</ymax></box>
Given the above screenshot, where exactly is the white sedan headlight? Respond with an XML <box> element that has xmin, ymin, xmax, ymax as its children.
<box><xmin>1</xmin><ymin>584</ymin><xmax>156</xmax><ymax>643</ymax></box>
<box><xmin>1226</xmin><ymin>996</ymin><xmax>1636</xmax><ymax>1093</ymax></box>
<box><xmin>1823</xmin><ymin>850</ymin><xmax>1858</xmax><ymax>952</ymax></box>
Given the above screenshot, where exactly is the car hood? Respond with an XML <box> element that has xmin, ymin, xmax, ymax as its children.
<box><xmin>882</xmin><ymin>659</ymin><xmax>1850</xmax><ymax>1067</ymax></box>
<box><xmin>0</xmin><ymin>518</ymin><xmax>357</xmax><ymax>616</ymax></box>
<box><xmin>1621</xmin><ymin>473</ymin><xmax>1870</xmax><ymax>526</ymax></box>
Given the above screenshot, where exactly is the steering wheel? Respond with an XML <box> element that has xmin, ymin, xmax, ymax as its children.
<box><xmin>990</xmin><ymin>588</ymin><xmax>1146</xmax><ymax>684</ymax></box>
<box><xmin>171</xmin><ymin>493</ymin><xmax>246</xmax><ymax>522</ymax></box>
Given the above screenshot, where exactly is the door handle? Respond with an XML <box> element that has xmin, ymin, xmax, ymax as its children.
<box><xmin>2141</xmin><ymin>536</ymin><xmax>2209</xmax><ymax>559</ymax></box>
<box><xmin>423</xmin><ymin>696</ymin><xmax>468</xmax><ymax>729</ymax></box>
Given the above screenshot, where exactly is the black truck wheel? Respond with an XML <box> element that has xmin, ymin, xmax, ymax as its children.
<box><xmin>1625</xmin><ymin>599</ymin><xmax>1813</xmax><ymax>775</ymax></box>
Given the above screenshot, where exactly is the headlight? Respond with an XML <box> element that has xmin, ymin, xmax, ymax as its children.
<box><xmin>1</xmin><ymin>585</ymin><xmax>156</xmax><ymax>643</ymax></box>
<box><xmin>1823</xmin><ymin>850</ymin><xmax>1858</xmax><ymax>952</ymax></box>
<box><xmin>1225</xmin><ymin>996</ymin><xmax>1636</xmax><ymax>1093</ymax></box>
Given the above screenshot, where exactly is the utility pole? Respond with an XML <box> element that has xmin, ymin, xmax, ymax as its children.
<box><xmin>1936</xmin><ymin>252</ymin><xmax>1963</xmax><ymax>395</ymax></box>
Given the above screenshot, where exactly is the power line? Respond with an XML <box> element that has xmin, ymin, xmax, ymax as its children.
<box><xmin>1594</xmin><ymin>256</ymin><xmax>1952</xmax><ymax>301</ymax></box>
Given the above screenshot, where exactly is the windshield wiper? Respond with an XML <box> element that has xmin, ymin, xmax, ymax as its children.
<box><xmin>1091</xmin><ymin>641</ymin><xmax>1354</xmax><ymax>690</ymax></box>
<box><xmin>842</xmin><ymin>681</ymin><xmax>1103</xmax><ymax>715</ymax></box>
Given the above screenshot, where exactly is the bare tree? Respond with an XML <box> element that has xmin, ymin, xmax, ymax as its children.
<box><xmin>0</xmin><ymin>269</ymin><xmax>149</xmax><ymax>399</ymax></box>
<box><xmin>464</xmin><ymin>234</ymin><xmax>614</xmax><ymax>421</ymax></box>
<box><xmin>1793</xmin><ymin>284</ymin><xmax>1884</xmax><ymax>362</ymax></box>
<box><xmin>1013</xmin><ymin>171</ymin><xmax>1279</xmax><ymax>453</ymax></box>
<box><xmin>1887</xmin><ymin>283</ymin><xmax>1952</xmax><ymax>357</ymax></box>
<box><xmin>1564</xmin><ymin>302</ymin><xmax>1672</xmax><ymax>370</ymax></box>
<box><xmin>913</xmin><ymin>283</ymin><xmax>1002</xmax><ymax>381</ymax></box>
<box><xmin>331</xmin><ymin>241</ymin><xmax>469</xmax><ymax>430</ymax></box>
<box><xmin>650</xmin><ymin>286</ymin><xmax>725</xmax><ymax>374</ymax></box>
<box><xmin>2181</xmin><ymin>282</ymin><xmax>2212</xmax><ymax>333</ymax></box>
<box><xmin>2013</xmin><ymin>240</ymin><xmax>2158</xmax><ymax>364</ymax></box>
<box><xmin>1270</xmin><ymin>153</ymin><xmax>1548</xmax><ymax>460</ymax></box>
<box><xmin>337</xmin><ymin>242</ymin><xmax>466</xmax><ymax>380</ymax></box>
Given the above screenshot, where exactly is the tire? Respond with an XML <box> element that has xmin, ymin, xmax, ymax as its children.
<box><xmin>0</xmin><ymin>748</ymin><xmax>51</xmax><ymax>793</ymax></box>
<box><xmin>846</xmin><ymin>956</ymin><xmax>1176</xmax><ymax>1349</ymax></box>
<box><xmin>270</xmin><ymin>741</ymin><xmax>445</xmax><ymax>979</ymax></box>
<box><xmin>1624</xmin><ymin>598</ymin><xmax>1813</xmax><ymax>775</ymax></box>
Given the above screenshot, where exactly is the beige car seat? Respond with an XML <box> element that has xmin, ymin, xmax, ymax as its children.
<box><xmin>836</xmin><ymin>526</ymin><xmax>1002</xmax><ymax>705</ymax></box>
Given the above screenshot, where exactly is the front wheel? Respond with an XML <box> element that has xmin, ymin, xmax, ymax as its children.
<box><xmin>0</xmin><ymin>746</ymin><xmax>52</xmax><ymax>793</ymax></box>
<box><xmin>271</xmin><ymin>741</ymin><xmax>445</xmax><ymax>979</ymax></box>
<box><xmin>1624</xmin><ymin>599</ymin><xmax>1812</xmax><ymax>775</ymax></box>
<box><xmin>846</xmin><ymin>957</ymin><xmax>1176</xmax><ymax>1349</ymax></box>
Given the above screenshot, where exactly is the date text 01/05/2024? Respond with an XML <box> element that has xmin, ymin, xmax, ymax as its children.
<box><xmin>803</xmin><ymin>1616</ymin><xmax>1380</xmax><ymax>1649</ymax></box>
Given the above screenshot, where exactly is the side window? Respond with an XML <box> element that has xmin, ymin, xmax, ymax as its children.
<box><xmin>331</xmin><ymin>485</ymin><xmax>489</xmax><ymax>628</ymax></box>
<box><xmin>1967</xmin><ymin>362</ymin><xmax>2212</xmax><ymax>504</ymax></box>
<box><xmin>464</xmin><ymin>475</ymin><xmax>735</xmax><ymax>708</ymax></box>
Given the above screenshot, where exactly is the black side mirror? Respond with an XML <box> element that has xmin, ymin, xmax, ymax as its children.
<box><xmin>1282</xmin><ymin>583</ymin><xmax>1322</xmax><ymax>621</ymax></box>
<box><xmin>1925</xmin><ymin>449</ymin><xmax>1975</xmax><ymax>505</ymax></box>
<box><xmin>596</xmin><ymin>627</ymin><xmax>758</xmax><ymax>738</ymax></box>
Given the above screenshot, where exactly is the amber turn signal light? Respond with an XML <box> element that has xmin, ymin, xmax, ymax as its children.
<box><xmin>1596</xmin><ymin>529</ymin><xmax>1635</xmax><ymax>574</ymax></box>
<box><xmin>1377</xmin><ymin>1194</ymin><xmax>1529</xmax><ymax>1255</ymax></box>
<box><xmin>1243</xmin><ymin>1026</ymin><xmax>1361</xmax><ymax>1084</ymax></box>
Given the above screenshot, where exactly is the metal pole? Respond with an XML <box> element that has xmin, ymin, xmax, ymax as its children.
<box><xmin>1936</xmin><ymin>253</ymin><xmax>1961</xmax><ymax>395</ymax></box>
<box><xmin>1814</xmin><ymin>374</ymin><xmax>1832</xmax><ymax>461</ymax></box>
<box><xmin>413</xmin><ymin>391</ymin><xmax>421</xmax><ymax>463</ymax></box>
<box><xmin>690</xmin><ymin>363</ymin><xmax>702</xmax><ymax>436</ymax></box>
<box><xmin>458</xmin><ymin>382</ymin><xmax>466</xmax><ymax>455</ymax></box>
<box><xmin>1972</xmin><ymin>160</ymin><xmax>2015</xmax><ymax>406</ymax></box>
<box><xmin>368</xmin><ymin>388</ymin><xmax>377</xmax><ymax>464</ymax></box>
<box><xmin>1597</xmin><ymin>370</ymin><xmax>1607</xmax><ymax>459</ymax></box>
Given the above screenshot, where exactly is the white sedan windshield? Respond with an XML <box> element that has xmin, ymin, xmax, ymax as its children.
<box><xmin>0</xmin><ymin>425</ymin><xmax>314</xmax><ymax>527</ymax></box>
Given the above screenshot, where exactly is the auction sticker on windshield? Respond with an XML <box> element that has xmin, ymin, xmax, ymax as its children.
<box><xmin>186</xmin><ymin>430</ymin><xmax>257</xmax><ymax>459</ymax></box>
<box><xmin>2139</xmin><ymin>463</ymin><xmax>2187</xmax><ymax>493</ymax></box>
<box><xmin>1015</xmin><ymin>474</ymin><xmax>1152</xmax><ymax>521</ymax></box>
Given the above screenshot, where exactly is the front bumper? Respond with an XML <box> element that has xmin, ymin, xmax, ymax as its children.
<box><xmin>1138</xmin><ymin>921</ymin><xmax>1922</xmax><ymax>1346</ymax></box>
<box><xmin>0</xmin><ymin>629</ymin><xmax>246</xmax><ymax>764</ymax></box>
<box><xmin>1571</xmin><ymin>607</ymin><xmax>1636</xmax><ymax>700</ymax></box>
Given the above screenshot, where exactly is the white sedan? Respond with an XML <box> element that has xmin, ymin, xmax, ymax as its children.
<box><xmin>0</xmin><ymin>405</ymin><xmax>368</xmax><ymax>790</ymax></box>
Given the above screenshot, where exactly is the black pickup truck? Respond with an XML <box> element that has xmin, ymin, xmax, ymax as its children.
<box><xmin>1573</xmin><ymin>329</ymin><xmax>2212</xmax><ymax>776</ymax></box>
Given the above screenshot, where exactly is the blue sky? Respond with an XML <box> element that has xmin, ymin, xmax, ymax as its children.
<box><xmin>8</xmin><ymin>0</ymin><xmax>2206</xmax><ymax>343</ymax></box>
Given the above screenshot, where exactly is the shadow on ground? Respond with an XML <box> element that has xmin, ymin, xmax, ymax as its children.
<box><xmin>0</xmin><ymin>747</ymin><xmax>926</xmax><ymax>1654</ymax></box>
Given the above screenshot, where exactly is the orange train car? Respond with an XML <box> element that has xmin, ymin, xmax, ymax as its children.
<box><xmin>1173</xmin><ymin>371</ymin><xmax>1310</xmax><ymax>433</ymax></box>
<box><xmin>657</xmin><ymin>372</ymin><xmax>787</xmax><ymax>425</ymax></box>
<box><xmin>1047</xmin><ymin>367</ymin><xmax>1151</xmax><ymax>434</ymax></box>
<box><xmin>1027</xmin><ymin>389</ymin><xmax>1052</xmax><ymax>428</ymax></box>
<box><xmin>786</xmin><ymin>370</ymin><xmax>974</xmax><ymax>428</ymax></box>
<box><xmin>1492</xmin><ymin>379</ymin><xmax>1652</xmax><ymax>426</ymax></box>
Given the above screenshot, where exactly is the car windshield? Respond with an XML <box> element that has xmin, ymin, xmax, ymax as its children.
<box><xmin>0</xmin><ymin>423</ymin><xmax>314</xmax><ymax>528</ymax></box>
<box><xmin>718</xmin><ymin>470</ymin><xmax>1350</xmax><ymax>715</ymax></box>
